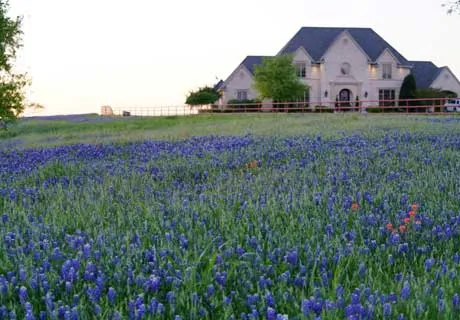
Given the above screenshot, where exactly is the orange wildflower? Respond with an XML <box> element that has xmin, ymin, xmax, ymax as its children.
<box><xmin>386</xmin><ymin>223</ymin><xmax>393</xmax><ymax>231</ymax></box>
<box><xmin>244</xmin><ymin>160</ymin><xmax>259</xmax><ymax>169</ymax></box>
<box><xmin>411</xmin><ymin>204</ymin><xmax>418</xmax><ymax>211</ymax></box>
<box><xmin>399</xmin><ymin>225</ymin><xmax>407</xmax><ymax>233</ymax></box>
<box><xmin>403</xmin><ymin>217</ymin><xmax>411</xmax><ymax>224</ymax></box>
<box><xmin>351</xmin><ymin>203</ymin><xmax>359</xmax><ymax>210</ymax></box>
<box><xmin>409</xmin><ymin>211</ymin><xmax>416</xmax><ymax>217</ymax></box>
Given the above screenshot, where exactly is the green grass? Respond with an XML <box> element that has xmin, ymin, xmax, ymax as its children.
<box><xmin>1</xmin><ymin>113</ymin><xmax>460</xmax><ymax>149</ymax></box>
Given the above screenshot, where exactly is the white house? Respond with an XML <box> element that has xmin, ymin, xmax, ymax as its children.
<box><xmin>217</xmin><ymin>27</ymin><xmax>460</xmax><ymax>108</ymax></box>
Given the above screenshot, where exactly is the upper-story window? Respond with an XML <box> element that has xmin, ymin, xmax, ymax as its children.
<box><xmin>295</xmin><ymin>62</ymin><xmax>306</xmax><ymax>78</ymax></box>
<box><xmin>382</xmin><ymin>63</ymin><xmax>392</xmax><ymax>79</ymax></box>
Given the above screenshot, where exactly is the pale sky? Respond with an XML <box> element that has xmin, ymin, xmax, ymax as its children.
<box><xmin>10</xmin><ymin>0</ymin><xmax>460</xmax><ymax>116</ymax></box>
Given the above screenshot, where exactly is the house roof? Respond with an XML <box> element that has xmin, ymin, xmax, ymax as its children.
<box><xmin>409</xmin><ymin>61</ymin><xmax>442</xmax><ymax>88</ymax></box>
<box><xmin>279</xmin><ymin>27</ymin><xmax>409</xmax><ymax>65</ymax></box>
<box><xmin>241</xmin><ymin>56</ymin><xmax>271</xmax><ymax>75</ymax></box>
<box><xmin>213</xmin><ymin>80</ymin><xmax>225</xmax><ymax>91</ymax></box>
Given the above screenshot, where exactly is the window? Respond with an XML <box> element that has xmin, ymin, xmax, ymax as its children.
<box><xmin>295</xmin><ymin>62</ymin><xmax>306</xmax><ymax>78</ymax></box>
<box><xmin>382</xmin><ymin>63</ymin><xmax>392</xmax><ymax>79</ymax></box>
<box><xmin>379</xmin><ymin>89</ymin><xmax>396</xmax><ymax>106</ymax></box>
<box><xmin>237</xmin><ymin>90</ymin><xmax>248</xmax><ymax>101</ymax></box>
<box><xmin>340</xmin><ymin>62</ymin><xmax>351</xmax><ymax>75</ymax></box>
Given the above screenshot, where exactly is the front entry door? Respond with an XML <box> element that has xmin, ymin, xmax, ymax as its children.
<box><xmin>338</xmin><ymin>89</ymin><xmax>352</xmax><ymax>110</ymax></box>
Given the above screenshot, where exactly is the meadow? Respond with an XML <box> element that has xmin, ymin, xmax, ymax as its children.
<box><xmin>1</xmin><ymin>113</ymin><xmax>460</xmax><ymax>319</ymax></box>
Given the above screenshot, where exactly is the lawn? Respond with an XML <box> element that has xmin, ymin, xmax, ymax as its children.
<box><xmin>1</xmin><ymin>113</ymin><xmax>459</xmax><ymax>149</ymax></box>
<box><xmin>1</xmin><ymin>114</ymin><xmax>460</xmax><ymax>319</ymax></box>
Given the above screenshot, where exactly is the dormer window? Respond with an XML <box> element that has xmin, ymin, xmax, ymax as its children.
<box><xmin>382</xmin><ymin>63</ymin><xmax>392</xmax><ymax>79</ymax></box>
<box><xmin>295</xmin><ymin>62</ymin><xmax>307</xmax><ymax>78</ymax></box>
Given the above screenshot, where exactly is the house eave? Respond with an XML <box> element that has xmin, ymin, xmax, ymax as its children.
<box><xmin>367</xmin><ymin>61</ymin><xmax>412</xmax><ymax>68</ymax></box>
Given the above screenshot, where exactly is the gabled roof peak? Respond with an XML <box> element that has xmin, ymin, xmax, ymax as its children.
<box><xmin>240</xmin><ymin>56</ymin><xmax>272</xmax><ymax>75</ymax></box>
<box><xmin>279</xmin><ymin>27</ymin><xmax>409</xmax><ymax>65</ymax></box>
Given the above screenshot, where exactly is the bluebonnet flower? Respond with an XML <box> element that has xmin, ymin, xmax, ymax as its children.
<box><xmin>401</xmin><ymin>282</ymin><xmax>410</xmax><ymax>300</ymax></box>
<box><xmin>453</xmin><ymin>293</ymin><xmax>460</xmax><ymax>310</ymax></box>
<box><xmin>438</xmin><ymin>287</ymin><xmax>444</xmax><ymax>300</ymax></box>
<box><xmin>207</xmin><ymin>284</ymin><xmax>215</xmax><ymax>297</ymax></box>
<box><xmin>267</xmin><ymin>307</ymin><xmax>276</xmax><ymax>320</ymax></box>
<box><xmin>247</xmin><ymin>294</ymin><xmax>259</xmax><ymax>306</ymax></box>
<box><xmin>82</xmin><ymin>244</ymin><xmax>91</xmax><ymax>258</ymax></box>
<box><xmin>19</xmin><ymin>267</ymin><xmax>26</xmax><ymax>282</ymax></box>
<box><xmin>438</xmin><ymin>298</ymin><xmax>445</xmax><ymax>312</ymax></box>
<box><xmin>285</xmin><ymin>250</ymin><xmax>298</xmax><ymax>266</ymax></box>
<box><xmin>94</xmin><ymin>304</ymin><xmax>101</xmax><ymax>316</ymax></box>
<box><xmin>265</xmin><ymin>292</ymin><xmax>275</xmax><ymax>307</ymax></box>
<box><xmin>18</xmin><ymin>286</ymin><xmax>27</xmax><ymax>304</ymax></box>
<box><xmin>24</xmin><ymin>302</ymin><xmax>34</xmax><ymax>320</ymax></box>
<box><xmin>383</xmin><ymin>303</ymin><xmax>391</xmax><ymax>318</ymax></box>
<box><xmin>108</xmin><ymin>287</ymin><xmax>116</xmax><ymax>304</ymax></box>
<box><xmin>358</xmin><ymin>262</ymin><xmax>367</xmax><ymax>277</ymax></box>
<box><xmin>65</xmin><ymin>281</ymin><xmax>72</xmax><ymax>293</ymax></box>
<box><xmin>215</xmin><ymin>272</ymin><xmax>226</xmax><ymax>286</ymax></box>
<box><xmin>144</xmin><ymin>275</ymin><xmax>161</xmax><ymax>292</ymax></box>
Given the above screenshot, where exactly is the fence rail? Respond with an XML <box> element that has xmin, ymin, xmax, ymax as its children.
<box><xmin>102</xmin><ymin>97</ymin><xmax>460</xmax><ymax>117</ymax></box>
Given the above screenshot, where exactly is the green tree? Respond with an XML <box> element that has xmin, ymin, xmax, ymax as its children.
<box><xmin>414</xmin><ymin>88</ymin><xmax>449</xmax><ymax>112</ymax></box>
<box><xmin>253</xmin><ymin>55</ymin><xmax>307</xmax><ymax>110</ymax></box>
<box><xmin>185</xmin><ymin>86</ymin><xmax>220</xmax><ymax>107</ymax></box>
<box><xmin>443</xmin><ymin>1</ymin><xmax>460</xmax><ymax>13</ymax></box>
<box><xmin>0</xmin><ymin>0</ymin><xmax>29</xmax><ymax>129</ymax></box>
<box><xmin>399</xmin><ymin>74</ymin><xmax>417</xmax><ymax>111</ymax></box>
<box><xmin>399</xmin><ymin>74</ymin><xmax>417</xmax><ymax>100</ymax></box>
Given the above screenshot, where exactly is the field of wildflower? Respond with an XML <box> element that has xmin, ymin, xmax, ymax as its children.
<box><xmin>1</xmin><ymin>114</ymin><xmax>460</xmax><ymax>319</ymax></box>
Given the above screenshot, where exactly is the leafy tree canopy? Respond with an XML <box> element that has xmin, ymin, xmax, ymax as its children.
<box><xmin>253</xmin><ymin>55</ymin><xmax>307</xmax><ymax>102</ymax></box>
<box><xmin>0</xmin><ymin>0</ymin><xmax>29</xmax><ymax>129</ymax></box>
<box><xmin>185</xmin><ymin>86</ymin><xmax>220</xmax><ymax>106</ymax></box>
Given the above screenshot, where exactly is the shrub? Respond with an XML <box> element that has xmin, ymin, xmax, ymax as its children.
<box><xmin>366</xmin><ymin>107</ymin><xmax>383</xmax><ymax>113</ymax></box>
<box><xmin>415</xmin><ymin>88</ymin><xmax>448</xmax><ymax>113</ymax></box>
<box><xmin>227</xmin><ymin>99</ymin><xmax>262</xmax><ymax>112</ymax></box>
<box><xmin>314</xmin><ymin>106</ymin><xmax>334</xmax><ymax>113</ymax></box>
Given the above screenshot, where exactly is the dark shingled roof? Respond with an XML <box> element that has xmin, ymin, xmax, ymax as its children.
<box><xmin>240</xmin><ymin>56</ymin><xmax>272</xmax><ymax>75</ymax></box>
<box><xmin>279</xmin><ymin>27</ymin><xmax>409</xmax><ymax>65</ymax></box>
<box><xmin>409</xmin><ymin>61</ymin><xmax>442</xmax><ymax>88</ymax></box>
<box><xmin>213</xmin><ymin>80</ymin><xmax>225</xmax><ymax>91</ymax></box>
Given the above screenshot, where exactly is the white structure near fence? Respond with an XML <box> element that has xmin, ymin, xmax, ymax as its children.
<box><xmin>100</xmin><ymin>105</ymin><xmax>114</xmax><ymax>116</ymax></box>
<box><xmin>217</xmin><ymin>27</ymin><xmax>460</xmax><ymax>109</ymax></box>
